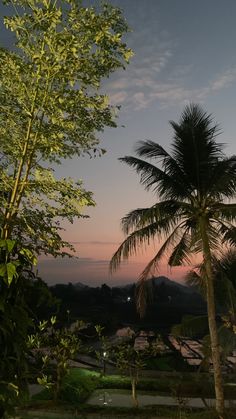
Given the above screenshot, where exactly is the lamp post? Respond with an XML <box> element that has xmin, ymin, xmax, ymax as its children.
<box><xmin>103</xmin><ymin>351</ymin><xmax>107</xmax><ymax>375</ymax></box>
<box><xmin>66</xmin><ymin>309</ymin><xmax>70</xmax><ymax>324</ymax></box>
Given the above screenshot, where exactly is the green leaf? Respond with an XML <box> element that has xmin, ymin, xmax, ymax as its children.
<box><xmin>6</xmin><ymin>239</ymin><xmax>16</xmax><ymax>253</ymax></box>
<box><xmin>6</xmin><ymin>262</ymin><xmax>17</xmax><ymax>285</ymax></box>
<box><xmin>0</xmin><ymin>240</ymin><xmax>7</xmax><ymax>249</ymax></box>
<box><xmin>0</xmin><ymin>264</ymin><xmax>6</xmax><ymax>277</ymax></box>
<box><xmin>19</xmin><ymin>248</ymin><xmax>31</xmax><ymax>258</ymax></box>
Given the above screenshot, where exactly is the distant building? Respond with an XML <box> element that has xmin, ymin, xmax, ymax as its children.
<box><xmin>116</xmin><ymin>326</ymin><xmax>135</xmax><ymax>338</ymax></box>
<box><xmin>134</xmin><ymin>336</ymin><xmax>149</xmax><ymax>350</ymax></box>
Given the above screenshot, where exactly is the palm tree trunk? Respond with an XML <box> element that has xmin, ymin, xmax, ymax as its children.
<box><xmin>200</xmin><ymin>218</ymin><xmax>224</xmax><ymax>418</ymax></box>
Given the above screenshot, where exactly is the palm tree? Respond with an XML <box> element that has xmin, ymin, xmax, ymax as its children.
<box><xmin>173</xmin><ymin>249</ymin><xmax>236</xmax><ymax>360</ymax></box>
<box><xmin>110</xmin><ymin>104</ymin><xmax>236</xmax><ymax>417</ymax></box>
<box><xmin>187</xmin><ymin>249</ymin><xmax>236</xmax><ymax>316</ymax></box>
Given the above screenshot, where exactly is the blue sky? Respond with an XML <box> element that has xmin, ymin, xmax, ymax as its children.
<box><xmin>1</xmin><ymin>0</ymin><xmax>236</xmax><ymax>286</ymax></box>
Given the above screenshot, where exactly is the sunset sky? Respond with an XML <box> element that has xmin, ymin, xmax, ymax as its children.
<box><xmin>1</xmin><ymin>0</ymin><xmax>236</xmax><ymax>286</ymax></box>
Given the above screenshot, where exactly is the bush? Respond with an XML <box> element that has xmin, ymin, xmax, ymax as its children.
<box><xmin>59</xmin><ymin>369</ymin><xmax>100</xmax><ymax>404</ymax></box>
<box><xmin>99</xmin><ymin>375</ymin><xmax>131</xmax><ymax>390</ymax></box>
<box><xmin>145</xmin><ymin>356</ymin><xmax>173</xmax><ymax>371</ymax></box>
<box><xmin>145</xmin><ymin>354</ymin><xmax>193</xmax><ymax>372</ymax></box>
<box><xmin>32</xmin><ymin>368</ymin><xmax>101</xmax><ymax>404</ymax></box>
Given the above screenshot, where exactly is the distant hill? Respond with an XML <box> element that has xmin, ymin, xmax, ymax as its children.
<box><xmin>152</xmin><ymin>275</ymin><xmax>183</xmax><ymax>286</ymax></box>
<box><xmin>151</xmin><ymin>276</ymin><xmax>194</xmax><ymax>294</ymax></box>
<box><xmin>114</xmin><ymin>276</ymin><xmax>194</xmax><ymax>294</ymax></box>
<box><xmin>73</xmin><ymin>276</ymin><xmax>194</xmax><ymax>292</ymax></box>
<box><xmin>74</xmin><ymin>282</ymin><xmax>90</xmax><ymax>289</ymax></box>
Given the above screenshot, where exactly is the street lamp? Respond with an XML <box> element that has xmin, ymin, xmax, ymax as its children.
<box><xmin>98</xmin><ymin>391</ymin><xmax>112</xmax><ymax>406</ymax></box>
<box><xmin>66</xmin><ymin>309</ymin><xmax>70</xmax><ymax>324</ymax></box>
<box><xmin>103</xmin><ymin>351</ymin><xmax>107</xmax><ymax>375</ymax></box>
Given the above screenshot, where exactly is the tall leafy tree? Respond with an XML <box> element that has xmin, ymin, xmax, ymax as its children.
<box><xmin>0</xmin><ymin>1</ymin><xmax>132</xmax><ymax>413</ymax></box>
<box><xmin>110</xmin><ymin>104</ymin><xmax>236</xmax><ymax>417</ymax></box>
<box><xmin>0</xmin><ymin>0</ymin><xmax>132</xmax><ymax>254</ymax></box>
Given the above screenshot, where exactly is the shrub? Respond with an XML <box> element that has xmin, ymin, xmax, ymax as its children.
<box><xmin>32</xmin><ymin>368</ymin><xmax>100</xmax><ymax>404</ymax></box>
<box><xmin>59</xmin><ymin>369</ymin><xmax>100</xmax><ymax>404</ymax></box>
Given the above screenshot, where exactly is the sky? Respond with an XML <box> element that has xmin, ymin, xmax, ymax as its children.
<box><xmin>1</xmin><ymin>0</ymin><xmax>236</xmax><ymax>286</ymax></box>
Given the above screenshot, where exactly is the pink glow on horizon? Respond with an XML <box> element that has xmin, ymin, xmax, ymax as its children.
<box><xmin>75</xmin><ymin>242</ymin><xmax>200</xmax><ymax>280</ymax></box>
<box><xmin>38</xmin><ymin>240</ymin><xmax>199</xmax><ymax>286</ymax></box>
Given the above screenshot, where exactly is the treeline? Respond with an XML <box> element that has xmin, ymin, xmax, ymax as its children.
<box><xmin>46</xmin><ymin>279</ymin><xmax>206</xmax><ymax>331</ymax></box>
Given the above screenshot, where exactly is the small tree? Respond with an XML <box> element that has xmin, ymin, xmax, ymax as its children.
<box><xmin>113</xmin><ymin>343</ymin><xmax>147</xmax><ymax>407</ymax></box>
<box><xmin>28</xmin><ymin>317</ymin><xmax>85</xmax><ymax>401</ymax></box>
<box><xmin>94</xmin><ymin>325</ymin><xmax>110</xmax><ymax>376</ymax></box>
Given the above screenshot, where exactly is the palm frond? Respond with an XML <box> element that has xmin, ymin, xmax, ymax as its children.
<box><xmin>135</xmin><ymin>279</ymin><xmax>153</xmax><ymax>319</ymax></box>
<box><xmin>135</xmin><ymin>140</ymin><xmax>191</xmax><ymax>188</ymax></box>
<box><xmin>168</xmin><ymin>232</ymin><xmax>192</xmax><ymax>266</ymax></box>
<box><xmin>109</xmin><ymin>223</ymin><xmax>160</xmax><ymax>274</ymax></box>
<box><xmin>119</xmin><ymin>156</ymin><xmax>190</xmax><ymax>200</ymax></box>
<box><xmin>121</xmin><ymin>200</ymin><xmax>183</xmax><ymax>235</ymax></box>
<box><xmin>136</xmin><ymin>223</ymin><xmax>184</xmax><ymax>315</ymax></box>
<box><xmin>216</xmin><ymin>248</ymin><xmax>236</xmax><ymax>277</ymax></box>
<box><xmin>135</xmin><ymin>140</ymin><xmax>171</xmax><ymax>160</ymax></box>
<box><xmin>139</xmin><ymin>223</ymin><xmax>184</xmax><ymax>281</ymax></box>
<box><xmin>136</xmin><ymin>225</ymin><xmax>184</xmax><ymax>317</ymax></box>
<box><xmin>185</xmin><ymin>269</ymin><xmax>206</xmax><ymax>297</ymax></box>
<box><xmin>219</xmin><ymin>224</ymin><xmax>236</xmax><ymax>246</ymax></box>
<box><xmin>207</xmin><ymin>225</ymin><xmax>223</xmax><ymax>251</ymax></box>
<box><xmin>207</xmin><ymin>156</ymin><xmax>236</xmax><ymax>199</ymax></box>
<box><xmin>214</xmin><ymin>203</ymin><xmax>236</xmax><ymax>223</ymax></box>
<box><xmin>121</xmin><ymin>207</ymin><xmax>157</xmax><ymax>235</ymax></box>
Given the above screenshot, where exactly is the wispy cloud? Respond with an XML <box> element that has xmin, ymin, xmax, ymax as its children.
<box><xmin>105</xmin><ymin>23</ymin><xmax>174</xmax><ymax>109</ymax></box>
<box><xmin>210</xmin><ymin>68</ymin><xmax>236</xmax><ymax>91</ymax></box>
<box><xmin>108</xmin><ymin>66</ymin><xmax>236</xmax><ymax>111</ymax></box>
<box><xmin>105</xmin><ymin>17</ymin><xmax>236</xmax><ymax>112</ymax></box>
